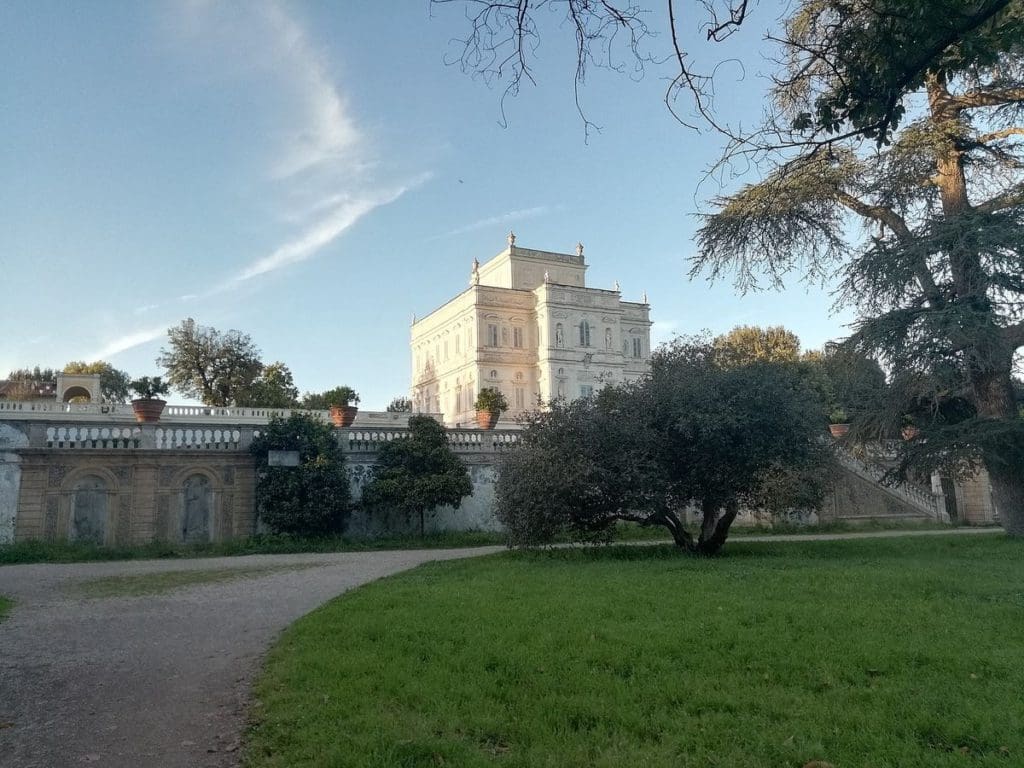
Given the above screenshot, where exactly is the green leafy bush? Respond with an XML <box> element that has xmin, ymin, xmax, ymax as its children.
<box><xmin>250</xmin><ymin>414</ymin><xmax>351</xmax><ymax>536</ymax></box>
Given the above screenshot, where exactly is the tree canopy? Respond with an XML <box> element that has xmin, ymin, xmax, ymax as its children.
<box><xmin>497</xmin><ymin>336</ymin><xmax>833</xmax><ymax>554</ymax></box>
<box><xmin>236</xmin><ymin>362</ymin><xmax>300</xmax><ymax>409</ymax></box>
<box><xmin>361</xmin><ymin>415</ymin><xmax>473</xmax><ymax>536</ymax></box>
<box><xmin>713</xmin><ymin>325</ymin><xmax>802</xmax><ymax>365</ymax></box>
<box><xmin>693</xmin><ymin>1</ymin><xmax>1024</xmax><ymax>535</ymax></box>
<box><xmin>157</xmin><ymin>318</ymin><xmax>264</xmax><ymax>407</ymax></box>
<box><xmin>249</xmin><ymin>413</ymin><xmax>351</xmax><ymax>537</ymax></box>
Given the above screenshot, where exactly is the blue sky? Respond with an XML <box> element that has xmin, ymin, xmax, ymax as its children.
<box><xmin>0</xmin><ymin>1</ymin><xmax>855</xmax><ymax>408</ymax></box>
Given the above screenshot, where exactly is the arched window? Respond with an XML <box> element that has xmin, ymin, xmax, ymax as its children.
<box><xmin>71</xmin><ymin>475</ymin><xmax>107</xmax><ymax>544</ymax></box>
<box><xmin>182</xmin><ymin>474</ymin><xmax>212</xmax><ymax>543</ymax></box>
<box><xmin>579</xmin><ymin>321</ymin><xmax>591</xmax><ymax>347</ymax></box>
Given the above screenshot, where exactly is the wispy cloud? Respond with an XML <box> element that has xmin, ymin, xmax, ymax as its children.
<box><xmin>183</xmin><ymin>2</ymin><xmax>427</xmax><ymax>291</ymax></box>
<box><xmin>88</xmin><ymin>326</ymin><xmax>168</xmax><ymax>360</ymax></box>
<box><xmin>260</xmin><ymin>2</ymin><xmax>361</xmax><ymax>179</ymax></box>
<box><xmin>433</xmin><ymin>206</ymin><xmax>553</xmax><ymax>240</ymax></box>
<box><xmin>232</xmin><ymin>173</ymin><xmax>430</xmax><ymax>283</ymax></box>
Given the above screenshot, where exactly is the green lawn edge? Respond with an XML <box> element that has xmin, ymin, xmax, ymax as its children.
<box><xmin>1</xmin><ymin>518</ymin><xmax>978</xmax><ymax>566</ymax></box>
<box><xmin>245</xmin><ymin>535</ymin><xmax>1024</xmax><ymax>768</ymax></box>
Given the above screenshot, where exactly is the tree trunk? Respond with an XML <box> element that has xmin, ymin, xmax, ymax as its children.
<box><xmin>419</xmin><ymin>508</ymin><xmax>425</xmax><ymax>538</ymax></box>
<box><xmin>973</xmin><ymin>366</ymin><xmax>1024</xmax><ymax>536</ymax></box>
<box><xmin>697</xmin><ymin>502</ymin><xmax>738</xmax><ymax>555</ymax></box>
<box><xmin>926</xmin><ymin>75</ymin><xmax>1023</xmax><ymax>537</ymax></box>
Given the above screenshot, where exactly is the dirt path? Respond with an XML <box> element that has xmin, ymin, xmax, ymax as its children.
<box><xmin>0</xmin><ymin>548</ymin><xmax>500</xmax><ymax>768</ymax></box>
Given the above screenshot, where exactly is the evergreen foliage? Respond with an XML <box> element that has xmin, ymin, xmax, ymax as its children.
<box><xmin>496</xmin><ymin>336</ymin><xmax>833</xmax><ymax>554</ymax></box>
<box><xmin>361</xmin><ymin>415</ymin><xmax>472</xmax><ymax>536</ymax></box>
<box><xmin>250</xmin><ymin>414</ymin><xmax>351</xmax><ymax>537</ymax></box>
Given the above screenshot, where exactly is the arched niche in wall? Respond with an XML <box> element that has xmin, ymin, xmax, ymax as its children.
<box><xmin>71</xmin><ymin>475</ymin><xmax>108</xmax><ymax>544</ymax></box>
<box><xmin>181</xmin><ymin>473</ymin><xmax>213</xmax><ymax>544</ymax></box>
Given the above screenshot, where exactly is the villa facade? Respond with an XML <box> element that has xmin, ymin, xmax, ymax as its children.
<box><xmin>410</xmin><ymin>235</ymin><xmax>653</xmax><ymax>425</ymax></box>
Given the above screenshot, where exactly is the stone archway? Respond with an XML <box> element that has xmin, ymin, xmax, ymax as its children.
<box><xmin>62</xmin><ymin>386</ymin><xmax>92</xmax><ymax>403</ymax></box>
<box><xmin>71</xmin><ymin>475</ymin><xmax>108</xmax><ymax>544</ymax></box>
<box><xmin>181</xmin><ymin>474</ymin><xmax>212</xmax><ymax>543</ymax></box>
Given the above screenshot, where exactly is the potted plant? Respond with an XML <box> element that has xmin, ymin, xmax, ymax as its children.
<box><xmin>901</xmin><ymin>415</ymin><xmax>920</xmax><ymax>441</ymax></box>
<box><xmin>323</xmin><ymin>386</ymin><xmax>360</xmax><ymax>427</ymax></box>
<box><xmin>130</xmin><ymin>376</ymin><xmax>170</xmax><ymax>423</ymax></box>
<box><xmin>828</xmin><ymin>407</ymin><xmax>850</xmax><ymax>438</ymax></box>
<box><xmin>474</xmin><ymin>387</ymin><xmax>508</xmax><ymax>430</ymax></box>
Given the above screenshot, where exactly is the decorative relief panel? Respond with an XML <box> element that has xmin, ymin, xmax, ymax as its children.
<box><xmin>222</xmin><ymin>466</ymin><xmax>235</xmax><ymax>486</ymax></box>
<box><xmin>159</xmin><ymin>466</ymin><xmax>175</xmax><ymax>488</ymax></box>
<box><xmin>48</xmin><ymin>465</ymin><xmax>68</xmax><ymax>488</ymax></box>
<box><xmin>116</xmin><ymin>496</ymin><xmax>131</xmax><ymax>544</ymax></box>
<box><xmin>156</xmin><ymin>495</ymin><xmax>170</xmax><ymax>538</ymax></box>
<box><xmin>44</xmin><ymin>496</ymin><xmax>59</xmax><ymax>541</ymax></box>
<box><xmin>113</xmin><ymin>465</ymin><xmax>132</xmax><ymax>483</ymax></box>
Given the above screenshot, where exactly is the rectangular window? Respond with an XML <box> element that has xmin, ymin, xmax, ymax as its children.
<box><xmin>455</xmin><ymin>335</ymin><xmax>460</xmax><ymax>354</ymax></box>
<box><xmin>513</xmin><ymin>327</ymin><xmax>523</xmax><ymax>348</ymax></box>
<box><xmin>632</xmin><ymin>337</ymin><xmax>642</xmax><ymax>358</ymax></box>
<box><xmin>580</xmin><ymin>385</ymin><xmax>594</xmax><ymax>398</ymax></box>
<box><xmin>488</xmin><ymin>324</ymin><xmax>499</xmax><ymax>347</ymax></box>
<box><xmin>515</xmin><ymin>387</ymin><xmax>525</xmax><ymax>409</ymax></box>
<box><xmin>444</xmin><ymin>341</ymin><xmax>449</xmax><ymax>361</ymax></box>
<box><xmin>456</xmin><ymin>388</ymin><xmax>462</xmax><ymax>412</ymax></box>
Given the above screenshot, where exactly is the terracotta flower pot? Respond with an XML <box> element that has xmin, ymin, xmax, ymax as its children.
<box><xmin>901</xmin><ymin>426</ymin><xmax>920</xmax><ymax>440</ymax></box>
<box><xmin>329</xmin><ymin>405</ymin><xmax>358</xmax><ymax>427</ymax></box>
<box><xmin>131</xmin><ymin>398</ymin><xmax>166</xmax><ymax>424</ymax></box>
<box><xmin>828</xmin><ymin>423</ymin><xmax>850</xmax><ymax>438</ymax></box>
<box><xmin>476</xmin><ymin>410</ymin><xmax>499</xmax><ymax>430</ymax></box>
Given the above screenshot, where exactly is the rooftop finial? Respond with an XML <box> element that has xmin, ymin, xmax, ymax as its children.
<box><xmin>576</xmin><ymin>241</ymin><xmax>584</xmax><ymax>257</ymax></box>
<box><xmin>544</xmin><ymin>270</ymin><xmax>550</xmax><ymax>283</ymax></box>
<box><xmin>470</xmin><ymin>257</ymin><xmax>480</xmax><ymax>286</ymax></box>
<box><xmin>411</xmin><ymin>312</ymin><xmax>417</xmax><ymax>325</ymax></box>
<box><xmin>613</xmin><ymin>279</ymin><xmax>620</xmax><ymax>292</ymax></box>
<box><xmin>641</xmin><ymin>290</ymin><xmax>648</xmax><ymax>304</ymax></box>
<box><xmin>507</xmin><ymin>231</ymin><xmax>516</xmax><ymax>247</ymax></box>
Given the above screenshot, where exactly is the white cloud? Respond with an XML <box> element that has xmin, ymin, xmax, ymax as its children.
<box><xmin>232</xmin><ymin>174</ymin><xmax>430</xmax><ymax>283</ymax></box>
<box><xmin>171</xmin><ymin>2</ymin><xmax>428</xmax><ymax>297</ymax></box>
<box><xmin>88</xmin><ymin>326</ymin><xmax>168</xmax><ymax>360</ymax></box>
<box><xmin>260</xmin><ymin>2</ymin><xmax>361</xmax><ymax>179</ymax></box>
<box><xmin>434</xmin><ymin>206</ymin><xmax>553</xmax><ymax>239</ymax></box>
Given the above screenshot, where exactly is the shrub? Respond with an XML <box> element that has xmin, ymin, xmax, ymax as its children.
<box><xmin>250</xmin><ymin>413</ymin><xmax>350</xmax><ymax>536</ymax></box>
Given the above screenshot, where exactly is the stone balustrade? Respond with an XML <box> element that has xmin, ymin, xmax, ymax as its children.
<box><xmin>9</xmin><ymin>417</ymin><xmax>520</xmax><ymax>456</ymax></box>
<box><xmin>0</xmin><ymin>399</ymin><xmax>444</xmax><ymax>427</ymax></box>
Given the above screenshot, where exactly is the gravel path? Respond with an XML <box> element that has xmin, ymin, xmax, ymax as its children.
<box><xmin>0</xmin><ymin>527</ymin><xmax>1001</xmax><ymax>768</ymax></box>
<box><xmin>0</xmin><ymin>547</ymin><xmax>501</xmax><ymax>768</ymax></box>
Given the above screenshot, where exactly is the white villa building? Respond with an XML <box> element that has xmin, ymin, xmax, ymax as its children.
<box><xmin>410</xmin><ymin>234</ymin><xmax>653</xmax><ymax>425</ymax></box>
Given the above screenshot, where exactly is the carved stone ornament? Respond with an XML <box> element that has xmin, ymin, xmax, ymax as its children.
<box><xmin>44</xmin><ymin>496</ymin><xmax>59</xmax><ymax>540</ymax></box>
<box><xmin>222</xmin><ymin>466</ymin><xmax>235</xmax><ymax>485</ymax></box>
<box><xmin>159</xmin><ymin>466</ymin><xmax>175</xmax><ymax>488</ymax></box>
<box><xmin>48</xmin><ymin>465</ymin><xmax>68</xmax><ymax>488</ymax></box>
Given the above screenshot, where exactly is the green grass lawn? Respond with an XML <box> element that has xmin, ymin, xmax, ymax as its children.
<box><xmin>0</xmin><ymin>596</ymin><xmax>12</xmax><ymax>622</ymax></box>
<box><xmin>247</xmin><ymin>535</ymin><xmax>1024</xmax><ymax>768</ymax></box>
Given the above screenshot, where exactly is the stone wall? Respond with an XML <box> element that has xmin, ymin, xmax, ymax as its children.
<box><xmin>1</xmin><ymin>412</ymin><xmax>985</xmax><ymax>546</ymax></box>
<box><xmin>0</xmin><ymin>423</ymin><xmax>29</xmax><ymax>544</ymax></box>
<box><xmin>14</xmin><ymin>451</ymin><xmax>257</xmax><ymax>545</ymax></box>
